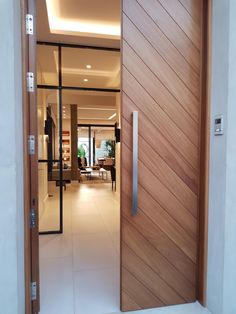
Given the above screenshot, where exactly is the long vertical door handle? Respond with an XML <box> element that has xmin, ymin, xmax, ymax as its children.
<box><xmin>132</xmin><ymin>111</ymin><xmax>138</xmax><ymax>215</ymax></box>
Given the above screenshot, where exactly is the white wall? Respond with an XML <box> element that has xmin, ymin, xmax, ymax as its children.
<box><xmin>222</xmin><ymin>0</ymin><xmax>236</xmax><ymax>313</ymax></box>
<box><xmin>206</xmin><ymin>1</ymin><xmax>229</xmax><ymax>313</ymax></box>
<box><xmin>207</xmin><ymin>0</ymin><xmax>236</xmax><ymax>313</ymax></box>
<box><xmin>0</xmin><ymin>0</ymin><xmax>25</xmax><ymax>313</ymax></box>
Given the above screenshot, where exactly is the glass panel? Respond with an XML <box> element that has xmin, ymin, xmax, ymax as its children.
<box><xmin>37</xmin><ymin>89</ymin><xmax>61</xmax><ymax>232</ymax></box>
<box><xmin>77</xmin><ymin>126</ymin><xmax>90</xmax><ymax>167</ymax></box>
<box><xmin>37</xmin><ymin>45</ymin><xmax>59</xmax><ymax>86</ymax></box>
<box><xmin>62</xmin><ymin>89</ymin><xmax>117</xmax><ymax>182</ymax></box>
<box><xmin>62</xmin><ymin>47</ymin><xmax>120</xmax><ymax>89</ymax></box>
<box><xmin>91</xmin><ymin>126</ymin><xmax>115</xmax><ymax>169</ymax></box>
<box><xmin>62</xmin><ymin>89</ymin><xmax>117</xmax><ymax>124</ymax></box>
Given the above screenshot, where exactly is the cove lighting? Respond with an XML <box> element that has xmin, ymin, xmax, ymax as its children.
<box><xmin>46</xmin><ymin>0</ymin><xmax>121</xmax><ymax>39</ymax></box>
<box><xmin>108</xmin><ymin>113</ymin><xmax>117</xmax><ymax>120</ymax></box>
<box><xmin>78</xmin><ymin>107</ymin><xmax>115</xmax><ymax>111</ymax></box>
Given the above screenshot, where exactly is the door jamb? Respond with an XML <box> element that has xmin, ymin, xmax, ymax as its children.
<box><xmin>198</xmin><ymin>0</ymin><xmax>212</xmax><ymax>305</ymax></box>
<box><xmin>21</xmin><ymin>0</ymin><xmax>32</xmax><ymax>312</ymax></box>
<box><xmin>21</xmin><ymin>0</ymin><xmax>39</xmax><ymax>312</ymax></box>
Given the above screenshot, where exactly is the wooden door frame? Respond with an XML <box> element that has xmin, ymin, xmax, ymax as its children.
<box><xmin>198</xmin><ymin>0</ymin><xmax>212</xmax><ymax>305</ymax></box>
<box><xmin>21</xmin><ymin>0</ymin><xmax>39</xmax><ymax>313</ymax></box>
<box><xmin>21</xmin><ymin>0</ymin><xmax>212</xmax><ymax>312</ymax></box>
<box><xmin>21</xmin><ymin>1</ymin><xmax>32</xmax><ymax>313</ymax></box>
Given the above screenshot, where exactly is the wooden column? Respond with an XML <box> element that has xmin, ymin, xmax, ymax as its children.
<box><xmin>70</xmin><ymin>104</ymin><xmax>78</xmax><ymax>180</ymax></box>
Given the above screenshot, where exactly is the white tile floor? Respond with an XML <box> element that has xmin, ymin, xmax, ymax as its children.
<box><xmin>39</xmin><ymin>182</ymin><xmax>211</xmax><ymax>314</ymax></box>
<box><xmin>39</xmin><ymin>183</ymin><xmax>120</xmax><ymax>314</ymax></box>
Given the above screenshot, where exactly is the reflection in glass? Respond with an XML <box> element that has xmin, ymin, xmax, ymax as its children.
<box><xmin>37</xmin><ymin>89</ymin><xmax>61</xmax><ymax>232</ymax></box>
<box><xmin>37</xmin><ymin>45</ymin><xmax>59</xmax><ymax>86</ymax></box>
<box><xmin>77</xmin><ymin>126</ymin><xmax>116</xmax><ymax>168</ymax></box>
<box><xmin>91</xmin><ymin>126</ymin><xmax>115</xmax><ymax>168</ymax></box>
<box><xmin>62</xmin><ymin>47</ymin><xmax>120</xmax><ymax>89</ymax></box>
<box><xmin>77</xmin><ymin>127</ymin><xmax>90</xmax><ymax>167</ymax></box>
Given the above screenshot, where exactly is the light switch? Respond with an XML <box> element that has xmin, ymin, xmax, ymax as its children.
<box><xmin>214</xmin><ymin>115</ymin><xmax>224</xmax><ymax>136</ymax></box>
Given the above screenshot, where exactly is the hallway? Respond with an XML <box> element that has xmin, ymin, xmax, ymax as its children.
<box><xmin>39</xmin><ymin>183</ymin><xmax>120</xmax><ymax>314</ymax></box>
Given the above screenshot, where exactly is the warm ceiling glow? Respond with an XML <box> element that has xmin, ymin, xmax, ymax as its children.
<box><xmin>78</xmin><ymin>107</ymin><xmax>115</xmax><ymax>111</ymax></box>
<box><xmin>83</xmin><ymin>78</ymin><xmax>88</xmax><ymax>82</ymax></box>
<box><xmin>86</xmin><ymin>65</ymin><xmax>92</xmax><ymax>69</ymax></box>
<box><xmin>108</xmin><ymin>113</ymin><xmax>117</xmax><ymax>120</ymax></box>
<box><xmin>62</xmin><ymin>67</ymin><xmax>117</xmax><ymax>77</ymax></box>
<box><xmin>46</xmin><ymin>0</ymin><xmax>121</xmax><ymax>39</ymax></box>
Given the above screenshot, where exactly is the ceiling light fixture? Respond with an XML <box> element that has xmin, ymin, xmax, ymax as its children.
<box><xmin>83</xmin><ymin>79</ymin><xmax>88</xmax><ymax>82</ymax></box>
<box><xmin>108</xmin><ymin>113</ymin><xmax>117</xmax><ymax>120</ymax></box>
<box><xmin>86</xmin><ymin>65</ymin><xmax>92</xmax><ymax>69</ymax></box>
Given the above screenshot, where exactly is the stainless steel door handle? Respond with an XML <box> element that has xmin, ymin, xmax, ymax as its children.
<box><xmin>132</xmin><ymin>111</ymin><xmax>138</xmax><ymax>215</ymax></box>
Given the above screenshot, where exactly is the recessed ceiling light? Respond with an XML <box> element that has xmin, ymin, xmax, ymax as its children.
<box><xmin>86</xmin><ymin>65</ymin><xmax>92</xmax><ymax>69</ymax></box>
<box><xmin>108</xmin><ymin>113</ymin><xmax>117</xmax><ymax>120</ymax></box>
<box><xmin>83</xmin><ymin>79</ymin><xmax>88</xmax><ymax>82</ymax></box>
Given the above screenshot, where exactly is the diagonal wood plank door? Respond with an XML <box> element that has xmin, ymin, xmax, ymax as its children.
<box><xmin>121</xmin><ymin>0</ymin><xmax>203</xmax><ymax>310</ymax></box>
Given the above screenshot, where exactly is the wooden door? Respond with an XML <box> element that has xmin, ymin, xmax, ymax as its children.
<box><xmin>22</xmin><ymin>0</ymin><xmax>40</xmax><ymax>312</ymax></box>
<box><xmin>121</xmin><ymin>0</ymin><xmax>205</xmax><ymax>310</ymax></box>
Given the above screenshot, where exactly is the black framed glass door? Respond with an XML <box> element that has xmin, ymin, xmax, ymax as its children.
<box><xmin>37</xmin><ymin>42</ymin><xmax>120</xmax><ymax>235</ymax></box>
<box><xmin>37</xmin><ymin>88</ymin><xmax>63</xmax><ymax>234</ymax></box>
<box><xmin>37</xmin><ymin>45</ymin><xmax>63</xmax><ymax>234</ymax></box>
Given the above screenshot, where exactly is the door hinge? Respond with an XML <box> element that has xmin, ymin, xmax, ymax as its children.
<box><xmin>30</xmin><ymin>208</ymin><xmax>37</xmax><ymax>228</ymax></box>
<box><xmin>26</xmin><ymin>14</ymin><xmax>34</xmax><ymax>35</ymax></box>
<box><xmin>27</xmin><ymin>72</ymin><xmax>34</xmax><ymax>93</ymax></box>
<box><xmin>28</xmin><ymin>135</ymin><xmax>35</xmax><ymax>155</ymax></box>
<box><xmin>31</xmin><ymin>282</ymin><xmax>37</xmax><ymax>301</ymax></box>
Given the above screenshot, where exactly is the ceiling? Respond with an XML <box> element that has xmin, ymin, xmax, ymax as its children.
<box><xmin>62</xmin><ymin>47</ymin><xmax>120</xmax><ymax>89</ymax></box>
<box><xmin>62</xmin><ymin>90</ymin><xmax>117</xmax><ymax>122</ymax></box>
<box><xmin>38</xmin><ymin>89</ymin><xmax>118</xmax><ymax>123</ymax></box>
<box><xmin>37</xmin><ymin>0</ymin><xmax>120</xmax><ymax>124</ymax></box>
<box><xmin>78</xmin><ymin>127</ymin><xmax>115</xmax><ymax>141</ymax></box>
<box><xmin>37</xmin><ymin>44</ymin><xmax>120</xmax><ymax>89</ymax></box>
<box><xmin>36</xmin><ymin>0</ymin><xmax>121</xmax><ymax>48</ymax></box>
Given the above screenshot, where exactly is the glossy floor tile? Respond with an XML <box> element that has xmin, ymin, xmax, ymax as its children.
<box><xmin>39</xmin><ymin>182</ymin><xmax>120</xmax><ymax>314</ymax></box>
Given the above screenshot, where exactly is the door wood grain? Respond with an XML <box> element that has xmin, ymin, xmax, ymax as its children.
<box><xmin>121</xmin><ymin>0</ymin><xmax>207</xmax><ymax>310</ymax></box>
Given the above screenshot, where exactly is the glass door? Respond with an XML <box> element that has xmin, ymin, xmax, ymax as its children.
<box><xmin>37</xmin><ymin>42</ymin><xmax>120</xmax><ymax>234</ymax></box>
<box><xmin>37</xmin><ymin>44</ymin><xmax>63</xmax><ymax>234</ymax></box>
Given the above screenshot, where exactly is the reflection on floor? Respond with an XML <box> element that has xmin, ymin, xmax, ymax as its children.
<box><xmin>39</xmin><ymin>183</ymin><xmax>120</xmax><ymax>314</ymax></box>
<box><xmin>39</xmin><ymin>181</ymin><xmax>60</xmax><ymax>232</ymax></box>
